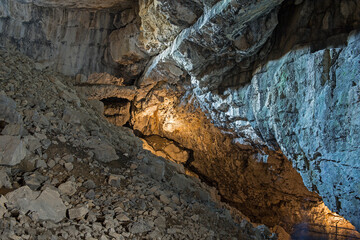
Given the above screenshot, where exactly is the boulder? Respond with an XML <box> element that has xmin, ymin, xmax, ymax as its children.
<box><xmin>88</xmin><ymin>139</ymin><xmax>119</xmax><ymax>163</ymax></box>
<box><xmin>6</xmin><ymin>186</ymin><xmax>67</xmax><ymax>223</ymax></box>
<box><xmin>0</xmin><ymin>136</ymin><xmax>27</xmax><ymax>166</ymax></box>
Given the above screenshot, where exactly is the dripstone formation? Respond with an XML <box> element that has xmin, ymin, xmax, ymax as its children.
<box><xmin>1</xmin><ymin>0</ymin><xmax>360</xmax><ymax>239</ymax></box>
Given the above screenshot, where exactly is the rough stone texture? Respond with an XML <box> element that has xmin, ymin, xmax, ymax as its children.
<box><xmin>0</xmin><ymin>0</ymin><xmax>136</xmax><ymax>76</ymax></box>
<box><xmin>134</xmin><ymin>0</ymin><xmax>360</xmax><ymax>230</ymax></box>
<box><xmin>0</xmin><ymin>48</ymin><xmax>279</xmax><ymax>240</ymax></box>
<box><xmin>77</xmin><ymin>85</ymin><xmax>137</xmax><ymax>101</ymax></box>
<box><xmin>139</xmin><ymin>0</ymin><xmax>284</xmax><ymax>92</ymax></box>
<box><xmin>142</xmin><ymin>135</ymin><xmax>189</xmax><ymax>164</ymax></box>
<box><xmin>68</xmin><ymin>206</ymin><xmax>89</xmax><ymax>220</ymax></box>
<box><xmin>0</xmin><ymin>168</ymin><xmax>12</xmax><ymax>188</ymax></box>
<box><xmin>0</xmin><ymin>135</ymin><xmax>26</xmax><ymax>166</ymax></box>
<box><xmin>109</xmin><ymin>23</ymin><xmax>147</xmax><ymax>65</ymax></box>
<box><xmin>0</xmin><ymin>94</ymin><xmax>22</xmax><ymax>125</ymax></box>
<box><xmin>138</xmin><ymin>0</ymin><xmax>206</xmax><ymax>55</ymax></box>
<box><xmin>0</xmin><ymin>195</ymin><xmax>7</xmax><ymax>218</ymax></box>
<box><xmin>6</xmin><ymin>186</ymin><xmax>67</xmax><ymax>223</ymax></box>
<box><xmin>23</xmin><ymin>0</ymin><xmax>134</xmax><ymax>9</ymax></box>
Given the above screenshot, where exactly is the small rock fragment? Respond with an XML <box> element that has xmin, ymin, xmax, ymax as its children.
<box><xmin>68</xmin><ymin>206</ymin><xmax>89</xmax><ymax>220</ymax></box>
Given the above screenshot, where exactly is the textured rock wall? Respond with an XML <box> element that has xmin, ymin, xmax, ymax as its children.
<box><xmin>130</xmin><ymin>79</ymin><xmax>326</xmax><ymax>230</ymax></box>
<box><xmin>136</xmin><ymin>0</ymin><xmax>360</xmax><ymax>230</ymax></box>
<box><xmin>198</xmin><ymin>31</ymin><xmax>360</xmax><ymax>229</ymax></box>
<box><xmin>0</xmin><ymin>0</ymin><xmax>140</xmax><ymax>76</ymax></box>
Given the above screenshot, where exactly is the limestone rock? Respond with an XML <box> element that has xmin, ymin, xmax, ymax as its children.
<box><xmin>0</xmin><ymin>195</ymin><xmax>7</xmax><ymax>218</ymax></box>
<box><xmin>87</xmin><ymin>139</ymin><xmax>119</xmax><ymax>163</ymax></box>
<box><xmin>109</xmin><ymin>23</ymin><xmax>147</xmax><ymax>65</ymax></box>
<box><xmin>0</xmin><ymin>1</ymin><xmax>130</xmax><ymax>76</ymax></box>
<box><xmin>0</xmin><ymin>94</ymin><xmax>22</xmax><ymax>125</ymax></box>
<box><xmin>103</xmin><ymin>100</ymin><xmax>131</xmax><ymax>127</ymax></box>
<box><xmin>6</xmin><ymin>186</ymin><xmax>67</xmax><ymax>223</ymax></box>
<box><xmin>62</xmin><ymin>107</ymin><xmax>81</xmax><ymax>124</ymax></box>
<box><xmin>77</xmin><ymin>85</ymin><xmax>137</xmax><ymax>101</ymax></box>
<box><xmin>83</xmin><ymin>180</ymin><xmax>96</xmax><ymax>189</ymax></box>
<box><xmin>86</xmin><ymin>73</ymin><xmax>124</xmax><ymax>86</ymax></box>
<box><xmin>108</xmin><ymin>175</ymin><xmax>121</xmax><ymax>188</ymax></box>
<box><xmin>0</xmin><ymin>168</ymin><xmax>12</xmax><ymax>189</ymax></box>
<box><xmin>1</xmin><ymin>123</ymin><xmax>25</xmax><ymax>136</ymax></box>
<box><xmin>24</xmin><ymin>172</ymin><xmax>48</xmax><ymax>190</ymax></box>
<box><xmin>0</xmin><ymin>136</ymin><xmax>27</xmax><ymax>166</ymax></box>
<box><xmin>58</xmin><ymin>181</ymin><xmax>77</xmax><ymax>196</ymax></box>
<box><xmin>129</xmin><ymin>220</ymin><xmax>152</xmax><ymax>234</ymax></box>
<box><xmin>68</xmin><ymin>206</ymin><xmax>89</xmax><ymax>220</ymax></box>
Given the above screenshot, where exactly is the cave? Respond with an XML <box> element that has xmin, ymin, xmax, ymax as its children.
<box><xmin>0</xmin><ymin>0</ymin><xmax>360</xmax><ymax>239</ymax></box>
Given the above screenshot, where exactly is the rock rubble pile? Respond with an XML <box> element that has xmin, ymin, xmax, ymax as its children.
<box><xmin>0</xmin><ymin>49</ymin><xmax>276</xmax><ymax>239</ymax></box>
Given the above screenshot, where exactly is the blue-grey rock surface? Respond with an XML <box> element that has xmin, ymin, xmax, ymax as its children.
<box><xmin>194</xmin><ymin>31</ymin><xmax>360</xmax><ymax>229</ymax></box>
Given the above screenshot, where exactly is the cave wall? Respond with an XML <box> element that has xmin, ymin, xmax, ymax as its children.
<box><xmin>198</xmin><ymin>32</ymin><xmax>360</xmax><ymax>228</ymax></box>
<box><xmin>138</xmin><ymin>0</ymin><xmax>360</xmax><ymax>230</ymax></box>
<box><xmin>130</xmin><ymin>80</ymin><xmax>326</xmax><ymax>230</ymax></box>
<box><xmin>0</xmin><ymin>0</ymin><xmax>141</xmax><ymax>76</ymax></box>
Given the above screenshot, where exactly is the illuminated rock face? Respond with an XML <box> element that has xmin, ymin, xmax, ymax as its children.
<box><xmin>1</xmin><ymin>0</ymin><xmax>360</xmax><ymax>232</ymax></box>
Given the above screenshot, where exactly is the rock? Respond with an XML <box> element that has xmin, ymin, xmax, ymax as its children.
<box><xmin>0</xmin><ymin>136</ymin><xmax>27</xmax><ymax>166</ymax></box>
<box><xmin>36</xmin><ymin>159</ymin><xmax>47</xmax><ymax>169</ymax></box>
<box><xmin>0</xmin><ymin>168</ymin><xmax>12</xmax><ymax>189</ymax></box>
<box><xmin>99</xmin><ymin>235</ymin><xmax>108</xmax><ymax>240</ymax></box>
<box><xmin>129</xmin><ymin>220</ymin><xmax>152</xmax><ymax>234</ymax></box>
<box><xmin>78</xmin><ymin>85</ymin><xmax>137</xmax><ymax>101</ymax></box>
<box><xmin>103</xmin><ymin>101</ymin><xmax>131</xmax><ymax>127</ymax></box>
<box><xmin>116</xmin><ymin>213</ymin><xmax>130</xmax><ymax>222</ymax></box>
<box><xmin>0</xmin><ymin>195</ymin><xmax>7</xmax><ymax>218</ymax></box>
<box><xmin>0</xmin><ymin>1</ymin><xmax>132</xmax><ymax>76</ymax></box>
<box><xmin>108</xmin><ymin>175</ymin><xmax>121</xmax><ymax>188</ymax></box>
<box><xmin>83</xmin><ymin>180</ymin><xmax>96</xmax><ymax>189</ymax></box>
<box><xmin>33</xmin><ymin>188</ymin><xmax>67</xmax><ymax>222</ymax></box>
<box><xmin>86</xmin><ymin>73</ymin><xmax>124</xmax><ymax>86</ymax></box>
<box><xmin>90</xmin><ymin>141</ymin><xmax>119</xmax><ymax>163</ymax></box>
<box><xmin>25</xmin><ymin>136</ymin><xmax>42</xmax><ymax>153</ymax></box>
<box><xmin>113</xmin><ymin>8</ymin><xmax>135</xmax><ymax>28</ymax></box>
<box><xmin>272</xmin><ymin>225</ymin><xmax>291</xmax><ymax>240</ymax></box>
<box><xmin>154</xmin><ymin>216</ymin><xmax>166</xmax><ymax>229</ymax></box>
<box><xmin>159</xmin><ymin>195</ymin><xmax>170</xmax><ymax>205</ymax></box>
<box><xmin>85</xmin><ymin>189</ymin><xmax>95</xmax><ymax>199</ymax></box>
<box><xmin>62</xmin><ymin>107</ymin><xmax>81</xmax><ymax>124</ymax></box>
<box><xmin>64</xmin><ymin>162</ymin><xmax>74</xmax><ymax>172</ymax></box>
<box><xmin>6</xmin><ymin>186</ymin><xmax>67</xmax><ymax>223</ymax></box>
<box><xmin>1</xmin><ymin>124</ymin><xmax>25</xmax><ymax>136</ymax></box>
<box><xmin>109</xmin><ymin>23</ymin><xmax>147</xmax><ymax>65</ymax></box>
<box><xmin>63</xmin><ymin>155</ymin><xmax>74</xmax><ymax>163</ymax></box>
<box><xmin>58</xmin><ymin>181</ymin><xmax>77</xmax><ymax>196</ymax></box>
<box><xmin>68</xmin><ymin>206</ymin><xmax>89</xmax><ymax>220</ymax></box>
<box><xmin>75</xmin><ymin>74</ymin><xmax>87</xmax><ymax>84</ymax></box>
<box><xmin>88</xmin><ymin>100</ymin><xmax>104</xmax><ymax>115</ymax></box>
<box><xmin>0</xmin><ymin>94</ymin><xmax>22</xmax><ymax>124</ymax></box>
<box><xmin>24</xmin><ymin>172</ymin><xmax>48</xmax><ymax>190</ymax></box>
<box><xmin>47</xmin><ymin>159</ymin><xmax>56</xmax><ymax>168</ymax></box>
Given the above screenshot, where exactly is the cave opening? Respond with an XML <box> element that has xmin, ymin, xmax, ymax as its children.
<box><xmin>1</xmin><ymin>0</ymin><xmax>360</xmax><ymax>239</ymax></box>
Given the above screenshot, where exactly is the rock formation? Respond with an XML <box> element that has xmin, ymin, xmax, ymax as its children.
<box><xmin>1</xmin><ymin>0</ymin><xmax>360</xmax><ymax>238</ymax></box>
